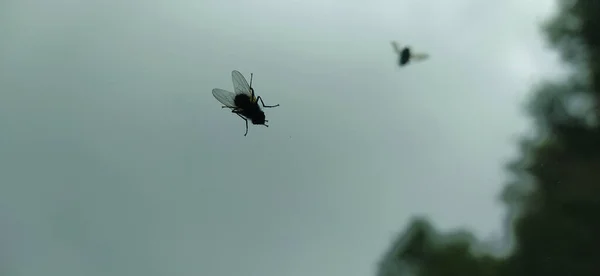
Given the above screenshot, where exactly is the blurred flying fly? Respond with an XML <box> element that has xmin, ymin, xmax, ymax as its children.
<box><xmin>212</xmin><ymin>70</ymin><xmax>280</xmax><ymax>136</ymax></box>
<box><xmin>391</xmin><ymin>41</ymin><xmax>429</xmax><ymax>67</ymax></box>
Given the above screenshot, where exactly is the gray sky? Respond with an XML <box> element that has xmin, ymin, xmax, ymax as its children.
<box><xmin>1</xmin><ymin>0</ymin><xmax>565</xmax><ymax>275</ymax></box>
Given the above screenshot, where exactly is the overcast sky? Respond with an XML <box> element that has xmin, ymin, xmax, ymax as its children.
<box><xmin>1</xmin><ymin>0</ymin><xmax>565</xmax><ymax>275</ymax></box>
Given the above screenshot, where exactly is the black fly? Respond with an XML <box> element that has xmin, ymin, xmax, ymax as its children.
<box><xmin>212</xmin><ymin>70</ymin><xmax>280</xmax><ymax>136</ymax></box>
<box><xmin>391</xmin><ymin>41</ymin><xmax>429</xmax><ymax>67</ymax></box>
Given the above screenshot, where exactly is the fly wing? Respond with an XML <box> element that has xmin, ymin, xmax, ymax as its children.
<box><xmin>212</xmin><ymin>88</ymin><xmax>236</xmax><ymax>108</ymax></box>
<box><xmin>391</xmin><ymin>41</ymin><xmax>402</xmax><ymax>54</ymax></box>
<box><xmin>411</xmin><ymin>52</ymin><xmax>429</xmax><ymax>61</ymax></box>
<box><xmin>232</xmin><ymin>70</ymin><xmax>251</xmax><ymax>96</ymax></box>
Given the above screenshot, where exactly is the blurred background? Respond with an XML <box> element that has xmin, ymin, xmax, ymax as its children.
<box><xmin>1</xmin><ymin>0</ymin><xmax>598</xmax><ymax>275</ymax></box>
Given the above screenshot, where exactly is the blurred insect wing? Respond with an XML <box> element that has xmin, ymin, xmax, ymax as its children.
<box><xmin>411</xmin><ymin>53</ymin><xmax>429</xmax><ymax>61</ymax></box>
<box><xmin>391</xmin><ymin>41</ymin><xmax>402</xmax><ymax>54</ymax></box>
<box><xmin>212</xmin><ymin>88</ymin><xmax>237</xmax><ymax>108</ymax></box>
<box><xmin>231</xmin><ymin>70</ymin><xmax>252</xmax><ymax>96</ymax></box>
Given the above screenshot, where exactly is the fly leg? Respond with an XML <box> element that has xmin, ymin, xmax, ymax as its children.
<box><xmin>232</xmin><ymin>110</ymin><xmax>249</xmax><ymax>136</ymax></box>
<box><xmin>256</xmin><ymin>96</ymin><xmax>280</xmax><ymax>108</ymax></box>
<box><xmin>239</xmin><ymin>115</ymin><xmax>249</xmax><ymax>136</ymax></box>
